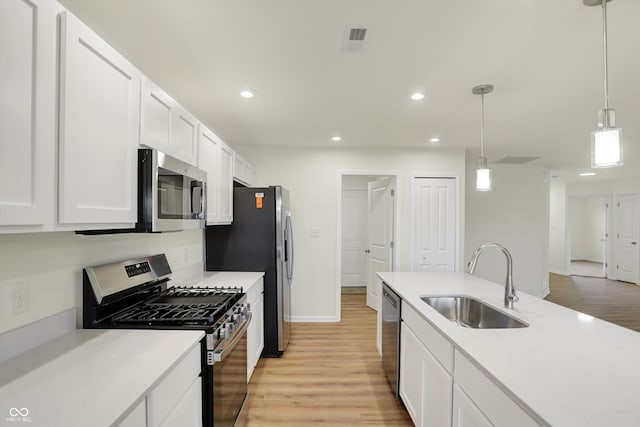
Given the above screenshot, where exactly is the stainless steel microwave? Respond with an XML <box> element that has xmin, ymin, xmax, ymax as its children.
<box><xmin>137</xmin><ymin>148</ymin><xmax>207</xmax><ymax>232</ymax></box>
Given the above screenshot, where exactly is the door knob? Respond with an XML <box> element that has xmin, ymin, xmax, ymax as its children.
<box><xmin>365</xmin><ymin>249</ymin><xmax>371</xmax><ymax>253</ymax></box>
<box><xmin>632</xmin><ymin>241</ymin><xmax>638</xmax><ymax>245</ymax></box>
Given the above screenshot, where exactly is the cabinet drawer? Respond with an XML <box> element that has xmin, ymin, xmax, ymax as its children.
<box><xmin>147</xmin><ymin>344</ymin><xmax>201</xmax><ymax>427</ymax></box>
<box><xmin>402</xmin><ymin>303</ymin><xmax>454</xmax><ymax>373</ymax></box>
<box><xmin>454</xmin><ymin>350</ymin><xmax>539</xmax><ymax>427</ymax></box>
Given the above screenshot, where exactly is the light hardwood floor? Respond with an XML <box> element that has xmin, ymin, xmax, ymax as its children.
<box><xmin>246</xmin><ymin>294</ymin><xmax>412</xmax><ymax>426</ymax></box>
<box><xmin>545</xmin><ymin>273</ymin><xmax>640</xmax><ymax>332</ymax></box>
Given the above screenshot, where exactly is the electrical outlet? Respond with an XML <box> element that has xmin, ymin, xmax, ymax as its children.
<box><xmin>10</xmin><ymin>282</ymin><xmax>29</xmax><ymax>316</ymax></box>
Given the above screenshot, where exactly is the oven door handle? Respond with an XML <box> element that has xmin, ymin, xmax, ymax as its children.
<box><xmin>211</xmin><ymin>314</ymin><xmax>251</xmax><ymax>364</ymax></box>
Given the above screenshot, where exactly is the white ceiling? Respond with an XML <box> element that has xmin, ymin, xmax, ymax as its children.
<box><xmin>59</xmin><ymin>0</ymin><xmax>640</xmax><ymax>183</ymax></box>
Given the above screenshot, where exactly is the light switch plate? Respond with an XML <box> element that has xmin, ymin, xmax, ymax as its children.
<box><xmin>10</xmin><ymin>282</ymin><xmax>29</xmax><ymax>316</ymax></box>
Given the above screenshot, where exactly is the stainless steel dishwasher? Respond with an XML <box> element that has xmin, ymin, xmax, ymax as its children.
<box><xmin>381</xmin><ymin>282</ymin><xmax>401</xmax><ymax>397</ymax></box>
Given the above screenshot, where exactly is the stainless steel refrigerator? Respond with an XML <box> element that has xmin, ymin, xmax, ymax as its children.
<box><xmin>205</xmin><ymin>186</ymin><xmax>293</xmax><ymax>357</ymax></box>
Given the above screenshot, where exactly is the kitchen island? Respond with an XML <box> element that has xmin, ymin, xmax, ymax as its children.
<box><xmin>378</xmin><ymin>271</ymin><xmax>640</xmax><ymax>427</ymax></box>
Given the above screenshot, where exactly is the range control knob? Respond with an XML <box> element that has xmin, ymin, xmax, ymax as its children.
<box><xmin>217</xmin><ymin>326</ymin><xmax>227</xmax><ymax>340</ymax></box>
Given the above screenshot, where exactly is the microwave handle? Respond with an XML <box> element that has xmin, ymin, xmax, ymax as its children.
<box><xmin>191</xmin><ymin>184</ymin><xmax>204</xmax><ymax>216</ymax></box>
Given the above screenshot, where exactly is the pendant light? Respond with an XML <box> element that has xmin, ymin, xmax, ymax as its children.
<box><xmin>585</xmin><ymin>0</ymin><xmax>622</xmax><ymax>168</ymax></box>
<box><xmin>472</xmin><ymin>84</ymin><xmax>493</xmax><ymax>191</ymax></box>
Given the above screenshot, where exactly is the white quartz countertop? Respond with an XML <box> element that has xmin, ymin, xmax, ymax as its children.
<box><xmin>0</xmin><ymin>329</ymin><xmax>203</xmax><ymax>427</ymax></box>
<box><xmin>378</xmin><ymin>271</ymin><xmax>640</xmax><ymax>427</ymax></box>
<box><xmin>181</xmin><ymin>271</ymin><xmax>264</xmax><ymax>293</ymax></box>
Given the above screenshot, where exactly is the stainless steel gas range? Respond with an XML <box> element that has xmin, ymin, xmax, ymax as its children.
<box><xmin>82</xmin><ymin>254</ymin><xmax>250</xmax><ymax>427</ymax></box>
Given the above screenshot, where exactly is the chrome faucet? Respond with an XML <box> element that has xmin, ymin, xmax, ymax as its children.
<box><xmin>466</xmin><ymin>243</ymin><xmax>519</xmax><ymax>309</ymax></box>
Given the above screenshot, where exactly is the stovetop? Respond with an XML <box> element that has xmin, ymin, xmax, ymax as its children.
<box><xmin>109</xmin><ymin>286</ymin><xmax>244</xmax><ymax>327</ymax></box>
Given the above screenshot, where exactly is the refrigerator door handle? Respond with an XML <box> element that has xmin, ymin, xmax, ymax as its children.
<box><xmin>285</xmin><ymin>213</ymin><xmax>294</xmax><ymax>282</ymax></box>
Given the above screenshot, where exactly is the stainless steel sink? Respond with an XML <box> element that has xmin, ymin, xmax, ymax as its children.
<box><xmin>421</xmin><ymin>295</ymin><xmax>528</xmax><ymax>328</ymax></box>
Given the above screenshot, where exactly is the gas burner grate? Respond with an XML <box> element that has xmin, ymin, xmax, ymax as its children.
<box><xmin>163</xmin><ymin>286</ymin><xmax>243</xmax><ymax>297</ymax></box>
<box><xmin>112</xmin><ymin>303</ymin><xmax>223</xmax><ymax>324</ymax></box>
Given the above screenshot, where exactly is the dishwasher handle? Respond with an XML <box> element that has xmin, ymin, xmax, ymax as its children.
<box><xmin>383</xmin><ymin>287</ymin><xmax>398</xmax><ymax>308</ymax></box>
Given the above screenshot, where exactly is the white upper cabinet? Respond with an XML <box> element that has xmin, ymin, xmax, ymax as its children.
<box><xmin>58</xmin><ymin>11</ymin><xmax>140</xmax><ymax>226</ymax></box>
<box><xmin>197</xmin><ymin>124</ymin><xmax>220</xmax><ymax>225</ymax></box>
<box><xmin>233</xmin><ymin>153</ymin><xmax>256</xmax><ymax>187</ymax></box>
<box><xmin>197</xmin><ymin>123</ymin><xmax>233</xmax><ymax>225</ymax></box>
<box><xmin>218</xmin><ymin>142</ymin><xmax>234</xmax><ymax>223</ymax></box>
<box><xmin>0</xmin><ymin>0</ymin><xmax>56</xmax><ymax>227</ymax></box>
<box><xmin>141</xmin><ymin>77</ymin><xmax>198</xmax><ymax>165</ymax></box>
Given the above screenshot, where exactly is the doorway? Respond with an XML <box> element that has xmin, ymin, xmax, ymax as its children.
<box><xmin>616</xmin><ymin>194</ymin><xmax>640</xmax><ymax>284</ymax></box>
<box><xmin>568</xmin><ymin>195</ymin><xmax>610</xmax><ymax>278</ymax></box>
<box><xmin>336</xmin><ymin>172</ymin><xmax>398</xmax><ymax>321</ymax></box>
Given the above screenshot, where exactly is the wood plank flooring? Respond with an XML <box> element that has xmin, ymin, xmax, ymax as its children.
<box><xmin>545</xmin><ymin>273</ymin><xmax>640</xmax><ymax>332</ymax></box>
<box><xmin>246</xmin><ymin>294</ymin><xmax>412</xmax><ymax>426</ymax></box>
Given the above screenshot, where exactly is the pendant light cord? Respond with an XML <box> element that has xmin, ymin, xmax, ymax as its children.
<box><xmin>480</xmin><ymin>94</ymin><xmax>485</xmax><ymax>158</ymax></box>
<box><xmin>602</xmin><ymin>0</ymin><xmax>609</xmax><ymax>111</ymax></box>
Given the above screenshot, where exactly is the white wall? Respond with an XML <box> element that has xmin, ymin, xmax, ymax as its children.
<box><xmin>549</xmin><ymin>180</ymin><xmax>568</xmax><ymax>274</ymax></box>
<box><xmin>0</xmin><ymin>230</ymin><xmax>203</xmax><ymax>334</ymax></box>
<box><xmin>465</xmin><ymin>163</ymin><xmax>550</xmax><ymax>298</ymax></box>
<box><xmin>247</xmin><ymin>146</ymin><xmax>466</xmax><ymax>321</ymax></box>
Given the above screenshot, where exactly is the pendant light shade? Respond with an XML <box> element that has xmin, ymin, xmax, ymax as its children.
<box><xmin>476</xmin><ymin>157</ymin><xmax>492</xmax><ymax>191</ymax></box>
<box><xmin>472</xmin><ymin>84</ymin><xmax>493</xmax><ymax>192</ymax></box>
<box><xmin>586</xmin><ymin>0</ymin><xmax>622</xmax><ymax>168</ymax></box>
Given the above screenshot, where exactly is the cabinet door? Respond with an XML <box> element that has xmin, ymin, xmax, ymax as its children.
<box><xmin>218</xmin><ymin>142</ymin><xmax>234</xmax><ymax>224</ymax></box>
<box><xmin>198</xmin><ymin>124</ymin><xmax>220</xmax><ymax>224</ymax></box>
<box><xmin>158</xmin><ymin>378</ymin><xmax>202</xmax><ymax>427</ymax></box>
<box><xmin>141</xmin><ymin>77</ymin><xmax>198</xmax><ymax>165</ymax></box>
<box><xmin>248</xmin><ymin>292</ymin><xmax>264</xmax><ymax>382</ymax></box>
<box><xmin>116</xmin><ymin>398</ymin><xmax>147</xmax><ymax>427</ymax></box>
<box><xmin>59</xmin><ymin>12</ymin><xmax>139</xmax><ymax>225</ymax></box>
<box><xmin>0</xmin><ymin>0</ymin><xmax>55</xmax><ymax>226</ymax></box>
<box><xmin>171</xmin><ymin>105</ymin><xmax>198</xmax><ymax>165</ymax></box>
<box><xmin>400</xmin><ymin>322</ymin><xmax>453</xmax><ymax>427</ymax></box>
<box><xmin>140</xmin><ymin>77</ymin><xmax>172</xmax><ymax>152</ymax></box>
<box><xmin>452</xmin><ymin>385</ymin><xmax>492</xmax><ymax>427</ymax></box>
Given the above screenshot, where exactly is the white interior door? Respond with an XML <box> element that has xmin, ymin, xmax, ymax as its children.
<box><xmin>366</xmin><ymin>178</ymin><xmax>394</xmax><ymax>311</ymax></box>
<box><xmin>341</xmin><ymin>190</ymin><xmax>368</xmax><ymax>287</ymax></box>
<box><xmin>616</xmin><ymin>194</ymin><xmax>639</xmax><ymax>283</ymax></box>
<box><xmin>412</xmin><ymin>177</ymin><xmax>456</xmax><ymax>271</ymax></box>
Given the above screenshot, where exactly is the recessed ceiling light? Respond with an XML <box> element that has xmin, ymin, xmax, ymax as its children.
<box><xmin>240</xmin><ymin>89</ymin><xmax>255</xmax><ymax>98</ymax></box>
<box><xmin>429</xmin><ymin>137</ymin><xmax>440</xmax><ymax>143</ymax></box>
<box><xmin>410</xmin><ymin>92</ymin><xmax>425</xmax><ymax>101</ymax></box>
<box><xmin>331</xmin><ymin>136</ymin><xmax>342</xmax><ymax>142</ymax></box>
<box><xmin>579</xmin><ymin>172</ymin><xmax>596</xmax><ymax>176</ymax></box>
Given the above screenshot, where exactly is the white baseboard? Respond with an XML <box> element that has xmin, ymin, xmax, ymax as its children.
<box><xmin>291</xmin><ymin>315</ymin><xmax>339</xmax><ymax>323</ymax></box>
<box><xmin>549</xmin><ymin>269</ymin><xmax>570</xmax><ymax>276</ymax></box>
<box><xmin>540</xmin><ymin>288</ymin><xmax>550</xmax><ymax>299</ymax></box>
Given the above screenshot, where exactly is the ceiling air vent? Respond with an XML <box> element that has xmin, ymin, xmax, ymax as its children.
<box><xmin>494</xmin><ymin>156</ymin><xmax>540</xmax><ymax>165</ymax></box>
<box><xmin>342</xmin><ymin>25</ymin><xmax>370</xmax><ymax>54</ymax></box>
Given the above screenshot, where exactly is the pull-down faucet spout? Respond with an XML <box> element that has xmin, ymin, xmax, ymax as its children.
<box><xmin>466</xmin><ymin>243</ymin><xmax>519</xmax><ymax>309</ymax></box>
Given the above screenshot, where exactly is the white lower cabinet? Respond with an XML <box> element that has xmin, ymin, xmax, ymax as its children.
<box><xmin>452</xmin><ymin>385</ymin><xmax>492</xmax><ymax>427</ymax></box>
<box><xmin>398</xmin><ymin>304</ymin><xmax>540</xmax><ymax>427</ymax></box>
<box><xmin>400</xmin><ymin>322</ymin><xmax>453</xmax><ymax>427</ymax></box>
<box><xmin>247</xmin><ymin>278</ymin><xmax>265</xmax><ymax>382</ymax></box>
<box><xmin>117</xmin><ymin>398</ymin><xmax>147</xmax><ymax>427</ymax></box>
<box><xmin>147</xmin><ymin>345</ymin><xmax>202</xmax><ymax>427</ymax></box>
<box><xmin>453</xmin><ymin>350</ymin><xmax>539</xmax><ymax>427</ymax></box>
<box><xmin>158</xmin><ymin>378</ymin><xmax>202</xmax><ymax>427</ymax></box>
